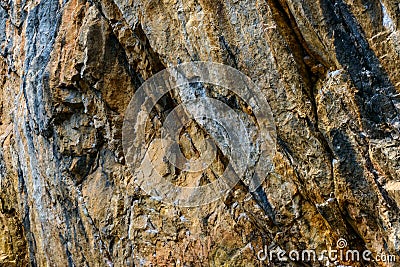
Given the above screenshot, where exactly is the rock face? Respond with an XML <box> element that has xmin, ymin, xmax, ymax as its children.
<box><xmin>1</xmin><ymin>0</ymin><xmax>400</xmax><ymax>266</ymax></box>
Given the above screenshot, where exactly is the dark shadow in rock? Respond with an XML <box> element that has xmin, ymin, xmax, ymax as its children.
<box><xmin>251</xmin><ymin>183</ymin><xmax>276</xmax><ymax>224</ymax></box>
<box><xmin>330</xmin><ymin>129</ymin><xmax>370</xmax><ymax>193</ymax></box>
<box><xmin>321</xmin><ymin>0</ymin><xmax>399</xmax><ymax>139</ymax></box>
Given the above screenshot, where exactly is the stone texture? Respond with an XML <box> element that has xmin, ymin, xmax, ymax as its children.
<box><xmin>0</xmin><ymin>0</ymin><xmax>399</xmax><ymax>266</ymax></box>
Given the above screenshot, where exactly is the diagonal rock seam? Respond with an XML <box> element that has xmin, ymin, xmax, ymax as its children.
<box><xmin>0</xmin><ymin>0</ymin><xmax>399</xmax><ymax>266</ymax></box>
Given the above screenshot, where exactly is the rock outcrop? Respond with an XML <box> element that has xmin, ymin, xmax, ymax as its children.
<box><xmin>1</xmin><ymin>0</ymin><xmax>400</xmax><ymax>266</ymax></box>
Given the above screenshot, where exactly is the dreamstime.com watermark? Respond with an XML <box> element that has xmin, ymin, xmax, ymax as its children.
<box><xmin>256</xmin><ymin>238</ymin><xmax>397</xmax><ymax>265</ymax></box>
<box><xmin>122</xmin><ymin>61</ymin><xmax>276</xmax><ymax>207</ymax></box>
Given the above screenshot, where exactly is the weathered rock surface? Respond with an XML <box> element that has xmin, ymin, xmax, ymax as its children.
<box><xmin>0</xmin><ymin>0</ymin><xmax>400</xmax><ymax>266</ymax></box>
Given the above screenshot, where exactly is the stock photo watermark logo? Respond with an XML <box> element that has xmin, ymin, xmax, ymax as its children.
<box><xmin>257</xmin><ymin>238</ymin><xmax>397</xmax><ymax>265</ymax></box>
<box><xmin>122</xmin><ymin>62</ymin><xmax>276</xmax><ymax>207</ymax></box>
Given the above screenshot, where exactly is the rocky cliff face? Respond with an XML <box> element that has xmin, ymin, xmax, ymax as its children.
<box><xmin>1</xmin><ymin>0</ymin><xmax>400</xmax><ymax>266</ymax></box>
